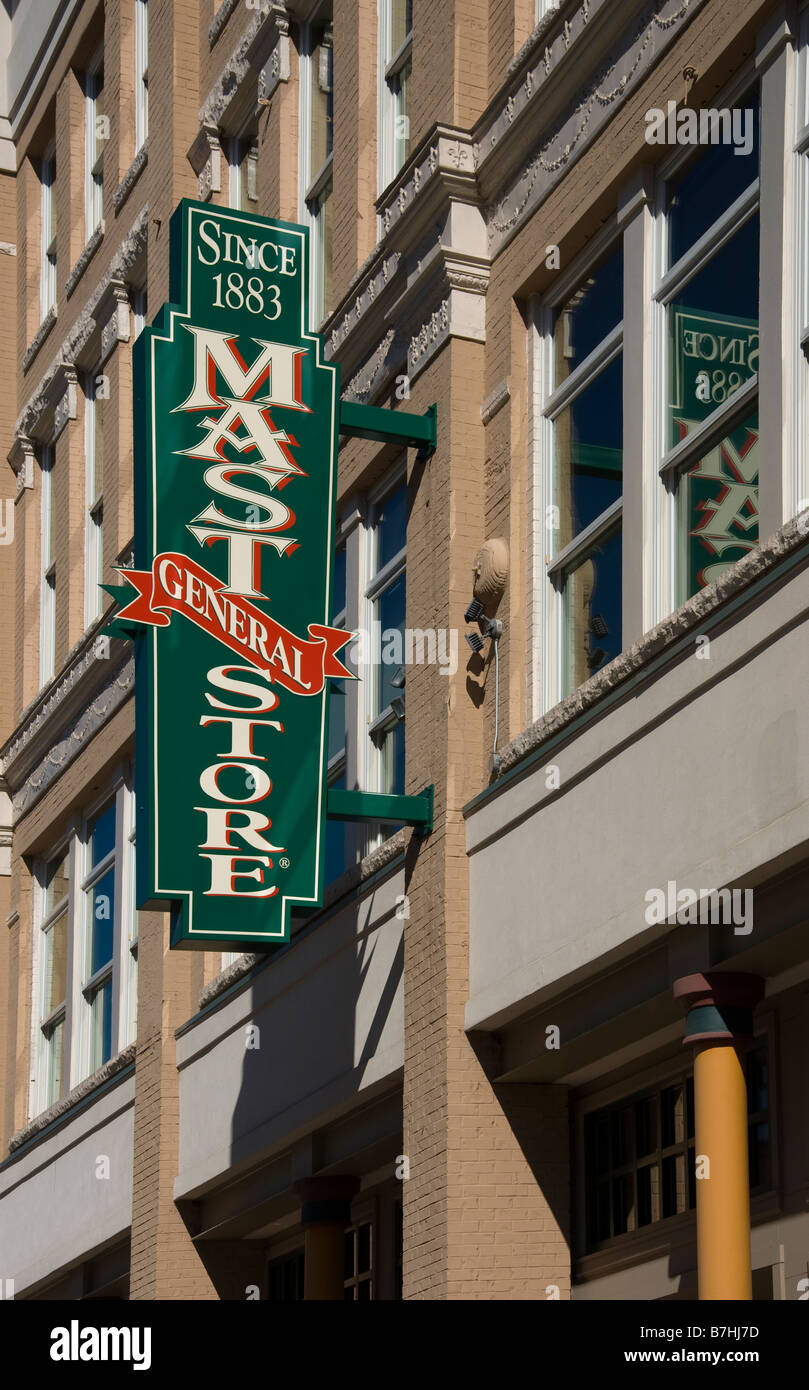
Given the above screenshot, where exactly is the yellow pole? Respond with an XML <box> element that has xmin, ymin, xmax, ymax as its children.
<box><xmin>293</xmin><ymin>1176</ymin><xmax>359</xmax><ymax>1301</ymax></box>
<box><xmin>693</xmin><ymin>1041</ymin><xmax>752</xmax><ymax>1300</ymax></box>
<box><xmin>673</xmin><ymin>971</ymin><xmax>763</xmax><ymax>1303</ymax></box>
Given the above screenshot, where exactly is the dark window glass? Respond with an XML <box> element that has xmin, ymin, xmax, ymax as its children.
<box><xmin>324</xmin><ymin>767</ymin><xmax>346</xmax><ymax>886</ymax></box>
<box><xmin>376</xmin><ymin>484</ymin><xmax>407</xmax><ymax>569</ymax></box>
<box><xmin>668</xmin><ymin>97</ymin><xmax>759</xmax><ymax>265</ymax></box>
<box><xmin>553</xmin><ymin>242</ymin><xmax>623</xmax><ymax>381</ymax></box>
<box><xmin>90</xmin><ymin>802</ymin><xmax>116</xmax><ymax>867</ymax></box>
<box><xmin>376</xmin><ymin>572</ymin><xmax>406</xmax><ymax>715</ymax></box>
<box><xmin>332</xmin><ymin>545</ymin><xmax>346</xmax><ymax>621</ymax></box>
<box><xmin>555</xmin><ymin>355</ymin><xmax>622</xmax><ymax>546</ymax></box>
<box><xmin>267</xmin><ymin>1250</ymin><xmax>304</xmax><ymax>1301</ymax></box>
<box><xmin>90</xmin><ymin>868</ymin><xmax>115</xmax><ymax>973</ymax></box>
<box><xmin>565</xmin><ymin>526</ymin><xmax>622</xmax><ymax>687</ymax></box>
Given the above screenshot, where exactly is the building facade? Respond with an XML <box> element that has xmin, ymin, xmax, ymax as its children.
<box><xmin>0</xmin><ymin>0</ymin><xmax>808</xmax><ymax>1301</ymax></box>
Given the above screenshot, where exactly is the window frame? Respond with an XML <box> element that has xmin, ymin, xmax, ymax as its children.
<box><xmin>530</xmin><ymin>219</ymin><xmax>624</xmax><ymax>715</ymax></box>
<box><xmin>299</xmin><ymin>11</ymin><xmax>334</xmax><ymax>327</ymax></box>
<box><xmin>39</xmin><ymin>143</ymin><xmax>56</xmax><ymax>320</ymax></box>
<box><xmin>377</xmin><ymin>0</ymin><xmax>412</xmax><ymax>193</ymax></box>
<box><xmin>135</xmin><ymin>0</ymin><xmax>149</xmax><ymax>152</ymax></box>
<box><xmin>39</xmin><ymin>444</ymin><xmax>56</xmax><ymax>687</ymax></box>
<box><xmin>361</xmin><ymin>465</ymin><xmax>407</xmax><ymax>803</ymax></box>
<box><xmin>649</xmin><ymin>65</ymin><xmax>761</xmax><ymax>623</ymax></box>
<box><xmin>84</xmin><ymin>367</ymin><xmax>104</xmax><ymax>630</ymax></box>
<box><xmin>84</xmin><ymin>49</ymin><xmax>105</xmax><ymax>241</ymax></box>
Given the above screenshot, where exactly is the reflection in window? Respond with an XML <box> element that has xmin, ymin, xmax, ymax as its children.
<box><xmin>368</xmin><ymin>478</ymin><xmax>406</xmax><ymax>796</ymax></box>
<box><xmin>83</xmin><ymin>801</ymin><xmax>117</xmax><ymax>1073</ymax></box>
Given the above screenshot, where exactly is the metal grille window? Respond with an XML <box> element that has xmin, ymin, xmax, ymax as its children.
<box><xmin>84</xmin><ymin>55</ymin><xmax>104</xmax><ymax>239</ymax></box>
<box><xmin>379</xmin><ymin>0</ymin><xmax>412</xmax><ymax>189</ymax></box>
<box><xmin>300</xmin><ymin>10</ymin><xmax>333</xmax><ymax>325</ymax></box>
<box><xmin>135</xmin><ymin>0</ymin><xmax>149</xmax><ymax>151</ymax></box>
<box><xmin>84</xmin><ymin>368</ymin><xmax>105</xmax><ymax>628</ymax></box>
<box><xmin>39</xmin><ymin>144</ymin><xmax>56</xmax><ymax>320</ymax></box>
<box><xmin>365</xmin><ymin>475</ymin><xmax>406</xmax><ymax>798</ymax></box>
<box><xmin>344</xmin><ymin>1222</ymin><xmax>373</xmax><ymax>1299</ymax></box>
<box><xmin>39</xmin><ymin>445</ymin><xmax>55</xmax><ymax>686</ymax></box>
<box><xmin>37</xmin><ymin>846</ymin><xmax>71</xmax><ymax>1109</ymax></box>
<box><xmin>541</xmin><ymin>240</ymin><xmax>624</xmax><ymax>700</ymax></box>
<box><xmin>583</xmin><ymin>1039</ymin><xmax>771</xmax><ymax>1252</ymax></box>
<box><xmin>655</xmin><ymin>84</ymin><xmax>760</xmax><ymax>606</ymax></box>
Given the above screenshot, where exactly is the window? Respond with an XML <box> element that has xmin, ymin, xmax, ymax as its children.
<box><xmin>84</xmin><ymin>54</ymin><xmax>105</xmax><ymax>239</ymax></box>
<box><xmin>84</xmin><ymin>368</ymin><xmax>105</xmax><ymax>628</ymax></box>
<box><xmin>226</xmin><ymin>130</ymin><xmax>258</xmax><ymax>211</ymax></box>
<box><xmin>365</xmin><ymin>476</ymin><xmax>406</xmax><ymax>797</ymax></box>
<box><xmin>299</xmin><ymin>14</ymin><xmax>333</xmax><ymax>324</ymax></box>
<box><xmin>135</xmin><ymin>0</ymin><xmax>149</xmax><ymax>151</ymax></box>
<box><xmin>39</xmin><ymin>446</ymin><xmax>55</xmax><ymax>686</ymax></box>
<box><xmin>344</xmin><ymin>1222</ymin><xmax>373</xmax><ymax>1299</ymax></box>
<box><xmin>539</xmin><ymin>239</ymin><xmax>624</xmax><ymax>702</ymax></box>
<box><xmin>33</xmin><ymin>779</ymin><xmax>136</xmax><ymax>1115</ymax></box>
<box><xmin>582</xmin><ymin>1038</ymin><xmax>771</xmax><ymax>1253</ymax></box>
<box><xmin>324</xmin><ymin>540</ymin><xmax>348</xmax><ymax>884</ymax></box>
<box><xmin>655</xmin><ymin>87</ymin><xmax>760</xmax><ymax>607</ymax></box>
<box><xmin>379</xmin><ymin>0</ymin><xmax>412</xmax><ymax>190</ymax></box>
<box><xmin>267</xmin><ymin>1250</ymin><xmax>304</xmax><ymax>1300</ymax></box>
<box><xmin>39</xmin><ymin>144</ymin><xmax>56</xmax><ymax>319</ymax></box>
<box><xmin>36</xmin><ymin>845</ymin><xmax>71</xmax><ymax>1110</ymax></box>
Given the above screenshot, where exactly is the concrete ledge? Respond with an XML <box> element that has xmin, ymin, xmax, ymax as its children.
<box><xmin>65</xmin><ymin>223</ymin><xmax>104</xmax><ymax>300</ymax></box>
<box><xmin>22</xmin><ymin>305</ymin><xmax>56</xmax><ymax>373</ymax></box>
<box><xmin>7</xmin><ymin>1044</ymin><xmax>136</xmax><ymax>1155</ymax></box>
<box><xmin>112</xmin><ymin>142</ymin><xmax>148</xmax><ymax>214</ymax></box>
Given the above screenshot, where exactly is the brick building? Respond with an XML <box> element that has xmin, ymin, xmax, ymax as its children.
<box><xmin>0</xmin><ymin>0</ymin><xmax>808</xmax><ymax>1301</ymax></box>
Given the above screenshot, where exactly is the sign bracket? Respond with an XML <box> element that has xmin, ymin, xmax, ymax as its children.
<box><xmin>326</xmin><ymin>785</ymin><xmax>433</xmax><ymax>836</ymax></box>
<box><xmin>339</xmin><ymin>401</ymin><xmax>437</xmax><ymax>459</ymax></box>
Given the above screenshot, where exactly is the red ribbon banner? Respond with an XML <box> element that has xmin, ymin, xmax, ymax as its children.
<box><xmin>115</xmin><ymin>552</ymin><xmax>352</xmax><ymax>696</ymax></box>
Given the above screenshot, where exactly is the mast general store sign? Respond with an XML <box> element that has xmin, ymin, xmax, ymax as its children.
<box><xmin>114</xmin><ymin>201</ymin><xmax>350</xmax><ymax>948</ymax></box>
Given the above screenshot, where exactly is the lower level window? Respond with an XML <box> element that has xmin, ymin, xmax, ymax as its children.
<box><xmin>582</xmin><ymin>1038</ymin><xmax>770</xmax><ymax>1252</ymax></box>
<box><xmin>266</xmin><ymin>1249</ymin><xmax>304</xmax><ymax>1300</ymax></box>
<box><xmin>344</xmin><ymin>1222</ymin><xmax>373</xmax><ymax>1299</ymax></box>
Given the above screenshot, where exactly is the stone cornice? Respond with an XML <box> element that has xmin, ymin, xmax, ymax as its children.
<box><xmin>198</xmin><ymin>2</ymin><xmax>273</xmax><ymax>136</ymax></box>
<box><xmin>8</xmin><ymin>1045</ymin><xmax>135</xmax><ymax>1156</ymax></box>
<box><xmin>112</xmin><ymin>140</ymin><xmax>148</xmax><ymax>214</ymax></box>
<box><xmin>10</xmin><ymin>208</ymin><xmax>148</xmax><ymax>452</ymax></box>
<box><xmin>65</xmin><ymin>222</ymin><xmax>104</xmax><ymax>300</ymax></box>
<box><xmin>21</xmin><ymin>305</ymin><xmax>57</xmax><ymax>375</ymax></box>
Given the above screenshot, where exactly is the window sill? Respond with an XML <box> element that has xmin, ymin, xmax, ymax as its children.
<box><xmin>22</xmin><ymin>305</ymin><xmax>57</xmax><ymax>373</ymax></box>
<box><xmin>65</xmin><ymin>222</ymin><xmax>104</xmax><ymax>301</ymax></box>
<box><xmin>208</xmin><ymin>0</ymin><xmax>240</xmax><ymax>48</ymax></box>
<box><xmin>7</xmin><ymin>1043</ymin><xmax>136</xmax><ymax>1159</ymax></box>
<box><xmin>112</xmin><ymin>141</ymin><xmax>148</xmax><ymax>215</ymax></box>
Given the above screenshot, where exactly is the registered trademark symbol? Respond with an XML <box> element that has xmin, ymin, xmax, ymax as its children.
<box><xmin>279</xmin><ymin>857</ymin><xmax>290</xmax><ymax>869</ymax></box>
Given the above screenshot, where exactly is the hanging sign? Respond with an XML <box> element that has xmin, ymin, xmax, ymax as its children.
<box><xmin>669</xmin><ymin>306</ymin><xmax>759</xmax><ymax>594</ymax></box>
<box><xmin>117</xmin><ymin>199</ymin><xmax>349</xmax><ymax>948</ymax></box>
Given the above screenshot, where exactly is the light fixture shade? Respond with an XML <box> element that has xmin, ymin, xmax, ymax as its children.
<box><xmin>465</xmin><ymin>631</ymin><xmax>484</xmax><ymax>654</ymax></box>
<box><xmin>464</xmin><ymin>598</ymin><xmax>485</xmax><ymax>623</ymax></box>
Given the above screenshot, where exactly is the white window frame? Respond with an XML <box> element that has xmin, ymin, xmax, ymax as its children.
<box><xmin>133</xmin><ymin>285</ymin><xmax>146</xmax><ymax>339</ymax></box>
<box><xmin>135</xmin><ymin>0</ymin><xmax>149</xmax><ymax>151</ymax></box>
<box><xmin>84</xmin><ymin>368</ymin><xmax>104</xmax><ymax>629</ymax></box>
<box><xmin>790</xmin><ymin>5</ymin><xmax>809</xmax><ymax>521</ymax></box>
<box><xmin>649</xmin><ymin>65</ymin><xmax>760</xmax><ymax>625</ymax></box>
<box><xmin>84</xmin><ymin>50</ymin><xmax>104</xmax><ymax>241</ymax></box>
<box><xmin>377</xmin><ymin>0</ymin><xmax>412</xmax><ymax>194</ymax></box>
<box><xmin>39</xmin><ymin>445</ymin><xmax>55</xmax><ymax>686</ymax></box>
<box><xmin>39</xmin><ymin>143</ymin><xmax>56</xmax><ymax>320</ymax></box>
<box><xmin>30</xmin><ymin>773</ymin><xmax>137</xmax><ymax>1117</ymax></box>
<box><xmin>529</xmin><ymin>219</ymin><xmax>623</xmax><ymax>717</ymax></box>
<box><xmin>361</xmin><ymin>466</ymin><xmax>407</xmax><ymax>802</ymax></box>
<box><xmin>299</xmin><ymin>13</ymin><xmax>334</xmax><ymax>328</ymax></box>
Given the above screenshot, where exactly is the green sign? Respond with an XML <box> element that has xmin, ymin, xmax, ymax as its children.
<box><xmin>115</xmin><ymin>200</ymin><xmax>350</xmax><ymax>949</ymax></box>
<box><xmin>669</xmin><ymin>307</ymin><xmax>759</xmax><ymax>596</ymax></box>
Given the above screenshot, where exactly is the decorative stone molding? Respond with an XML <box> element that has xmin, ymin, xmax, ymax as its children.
<box><xmin>326</xmin><ymin>251</ymin><xmax>401</xmax><ymax>359</ymax></box>
<box><xmin>343</xmin><ymin>328</ymin><xmax>400</xmax><ymax>403</ymax></box>
<box><xmin>484</xmin><ymin>0</ymin><xmax>700</xmax><ymax>254</ymax></box>
<box><xmin>22</xmin><ymin>305</ymin><xmax>57</xmax><ymax>374</ymax></box>
<box><xmin>96</xmin><ymin>278</ymin><xmax>131</xmax><ymax>366</ymax></box>
<box><xmin>53</xmin><ymin>365</ymin><xmax>78</xmax><ymax>440</ymax></box>
<box><xmin>13</xmin><ymin>208</ymin><xmax>148</xmax><ymax>447</ymax></box>
<box><xmin>8</xmin><ymin>1045</ymin><xmax>136</xmax><ymax>1155</ymax></box>
<box><xmin>2</xmin><ymin>642</ymin><xmax>133</xmax><ymax>818</ymax></box>
<box><xmin>8</xmin><ymin>434</ymin><xmax>35</xmax><ymax>492</ymax></box>
<box><xmin>199</xmin><ymin>2</ymin><xmax>273</xmax><ymax>137</ymax></box>
<box><xmin>247</xmin><ymin>2</ymin><xmax>291</xmax><ymax>104</ymax></box>
<box><xmin>188</xmin><ymin>123</ymin><xmax>222</xmax><ymax>201</ymax></box>
<box><xmin>480</xmin><ymin>378</ymin><xmax>510</xmax><ymax>425</ymax></box>
<box><xmin>0</xmin><ymin>789</ymin><xmax>10</xmax><ymax>876</ymax></box>
<box><xmin>376</xmin><ymin>129</ymin><xmax>477</xmax><ymax>250</ymax></box>
<box><xmin>112</xmin><ymin>139</ymin><xmax>148</xmax><ymax>214</ymax></box>
<box><xmin>496</xmin><ymin>511</ymin><xmax>809</xmax><ymax>784</ymax></box>
<box><xmin>209</xmin><ymin>0</ymin><xmax>241</xmax><ymax>47</ymax></box>
<box><xmin>65</xmin><ymin>221</ymin><xmax>104</xmax><ymax>300</ymax></box>
<box><xmin>408</xmin><ymin>297</ymin><xmax>450</xmax><ymax>377</ymax></box>
<box><xmin>0</xmin><ymin>240</ymin><xmax>15</xmax><ymax>256</ymax></box>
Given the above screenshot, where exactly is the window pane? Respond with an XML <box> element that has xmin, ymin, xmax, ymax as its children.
<box><xmin>677</xmin><ymin>411</ymin><xmax>758</xmax><ymax>599</ymax></box>
<box><xmin>88</xmin><ymin>867</ymin><xmax>115</xmax><ymax>974</ymax></box>
<box><xmin>375</xmin><ymin>483</ymin><xmax>407</xmax><ymax>571</ymax></box>
<box><xmin>635</xmin><ymin>1097</ymin><xmax>657</xmax><ymax>1159</ymax></box>
<box><xmin>380</xmin><ymin>720</ymin><xmax>405</xmax><ymax>796</ymax></box>
<box><xmin>667</xmin><ymin>98</ymin><xmax>759</xmax><ymax>266</ymax></box>
<box><xmin>393</xmin><ymin>60</ymin><xmax>411</xmax><ymax>167</ymax></box>
<box><xmin>324</xmin><ymin>767</ymin><xmax>347</xmax><ymax>886</ymax></box>
<box><xmin>89</xmin><ymin>977</ymin><xmax>113</xmax><ymax>1072</ymax></box>
<box><xmin>391</xmin><ymin>0</ymin><xmax>413</xmax><ymax>51</ymax></box>
<box><xmin>43</xmin><ymin>914</ymin><xmax>68</xmax><ymax>1014</ymax></box>
<box><xmin>357</xmin><ymin>1223</ymin><xmax>371</xmax><ymax>1273</ymax></box>
<box><xmin>554</xmin><ymin>354</ymin><xmax>622</xmax><ymax>548</ymax></box>
<box><xmin>553</xmin><ymin>242</ymin><xmax>623</xmax><ymax>383</ymax></box>
<box><xmin>44</xmin><ymin>848</ymin><xmax>70</xmax><ymax>918</ymax></box>
<box><xmin>332</xmin><ymin>545</ymin><xmax>346</xmax><ymax>621</ymax></box>
<box><xmin>90</xmin><ymin>802</ymin><xmax>116</xmax><ymax>867</ymax></box>
<box><xmin>45</xmin><ymin>1018</ymin><xmax>66</xmax><ymax>1106</ymax></box>
<box><xmin>328</xmin><ymin>681</ymin><xmax>346</xmax><ymax>762</ymax></box>
<box><xmin>310</xmin><ymin>27</ymin><xmax>333</xmax><ymax>171</ymax></box>
<box><xmin>563</xmin><ymin>526</ymin><xmax>622</xmax><ymax>692</ymax></box>
<box><xmin>375</xmin><ymin>572</ymin><xmax>406</xmax><ymax>714</ymax></box>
